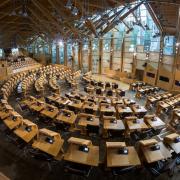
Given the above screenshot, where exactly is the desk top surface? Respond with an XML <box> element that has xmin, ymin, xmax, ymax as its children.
<box><xmin>104</xmin><ymin>119</ymin><xmax>125</xmax><ymax>130</ymax></box>
<box><xmin>64</xmin><ymin>143</ymin><xmax>99</xmax><ymax>166</ymax></box>
<box><xmin>107</xmin><ymin>146</ymin><xmax>141</xmax><ymax>167</ymax></box>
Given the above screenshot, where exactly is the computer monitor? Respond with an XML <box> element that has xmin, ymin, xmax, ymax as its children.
<box><xmin>45</xmin><ymin>137</ymin><xmax>54</xmax><ymax>144</ymax></box>
<box><xmin>174</xmin><ymin>136</ymin><xmax>180</xmax><ymax>143</ymax></box>
<box><xmin>118</xmin><ymin>147</ymin><xmax>128</xmax><ymax>155</ymax></box>
<box><xmin>25</xmin><ymin>126</ymin><xmax>32</xmax><ymax>132</ymax></box>
<box><xmin>150</xmin><ymin>144</ymin><xmax>160</xmax><ymax>151</ymax></box>
<box><xmin>79</xmin><ymin>145</ymin><xmax>89</xmax><ymax>153</ymax></box>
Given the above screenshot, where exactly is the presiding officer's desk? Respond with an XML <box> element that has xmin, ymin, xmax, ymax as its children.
<box><xmin>164</xmin><ymin>133</ymin><xmax>180</xmax><ymax>154</ymax></box>
<box><xmin>32</xmin><ymin>128</ymin><xmax>64</xmax><ymax>157</ymax></box>
<box><xmin>106</xmin><ymin>142</ymin><xmax>141</xmax><ymax>167</ymax></box>
<box><xmin>14</xmin><ymin>119</ymin><xmax>38</xmax><ymax>143</ymax></box>
<box><xmin>64</xmin><ymin>137</ymin><xmax>99</xmax><ymax>166</ymax></box>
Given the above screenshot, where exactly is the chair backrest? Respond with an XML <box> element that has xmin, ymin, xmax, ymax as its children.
<box><xmin>84</xmin><ymin>87</ymin><xmax>88</xmax><ymax>92</ymax></box>
<box><xmin>96</xmin><ymin>88</ymin><xmax>102</xmax><ymax>95</ymax></box>
<box><xmin>105</xmin><ymin>82</ymin><xmax>111</xmax><ymax>88</ymax></box>
<box><xmin>86</xmin><ymin>124</ymin><xmax>99</xmax><ymax>134</ymax></box>
<box><xmin>107</xmin><ymin>90</ymin><xmax>113</xmax><ymax>96</ymax></box>
<box><xmin>113</xmin><ymin>83</ymin><xmax>118</xmax><ymax>89</ymax></box>
<box><xmin>84</xmin><ymin>108</ymin><xmax>94</xmax><ymax>114</ymax></box>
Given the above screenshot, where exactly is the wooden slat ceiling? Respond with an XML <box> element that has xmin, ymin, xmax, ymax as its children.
<box><xmin>0</xmin><ymin>0</ymin><xmax>179</xmax><ymax>48</ymax></box>
<box><xmin>147</xmin><ymin>0</ymin><xmax>180</xmax><ymax>35</ymax></box>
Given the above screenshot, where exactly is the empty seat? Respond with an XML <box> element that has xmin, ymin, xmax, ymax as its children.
<box><xmin>96</xmin><ymin>88</ymin><xmax>102</xmax><ymax>95</ymax></box>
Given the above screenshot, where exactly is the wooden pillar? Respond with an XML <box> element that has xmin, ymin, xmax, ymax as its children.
<box><xmin>121</xmin><ymin>38</ymin><xmax>125</xmax><ymax>72</ymax></box>
<box><xmin>37</xmin><ymin>45</ymin><xmax>39</xmax><ymax>55</ymax></box>
<box><xmin>171</xmin><ymin>8</ymin><xmax>180</xmax><ymax>90</ymax></box>
<box><xmin>32</xmin><ymin>44</ymin><xmax>36</xmax><ymax>55</ymax></box>
<box><xmin>48</xmin><ymin>43</ymin><xmax>52</xmax><ymax>63</ymax></box>
<box><xmin>99</xmin><ymin>38</ymin><xmax>103</xmax><ymax>74</ymax></box>
<box><xmin>78</xmin><ymin>42</ymin><xmax>82</xmax><ymax>70</ymax></box>
<box><xmin>110</xmin><ymin>34</ymin><xmax>114</xmax><ymax>70</ymax></box>
<box><xmin>72</xmin><ymin>46</ymin><xmax>75</xmax><ymax>71</ymax></box>
<box><xmin>132</xmin><ymin>52</ymin><xmax>137</xmax><ymax>78</ymax></box>
<box><xmin>42</xmin><ymin>42</ymin><xmax>45</xmax><ymax>54</ymax></box>
<box><xmin>56</xmin><ymin>43</ymin><xmax>60</xmax><ymax>64</ymax></box>
<box><xmin>64</xmin><ymin>42</ymin><xmax>67</xmax><ymax>66</ymax></box>
<box><xmin>155</xmin><ymin>34</ymin><xmax>164</xmax><ymax>85</ymax></box>
<box><xmin>88</xmin><ymin>39</ymin><xmax>92</xmax><ymax>71</ymax></box>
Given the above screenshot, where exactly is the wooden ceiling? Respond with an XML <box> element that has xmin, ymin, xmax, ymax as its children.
<box><xmin>147</xmin><ymin>0</ymin><xmax>180</xmax><ymax>35</ymax></box>
<box><xmin>0</xmin><ymin>0</ymin><xmax>179</xmax><ymax>48</ymax></box>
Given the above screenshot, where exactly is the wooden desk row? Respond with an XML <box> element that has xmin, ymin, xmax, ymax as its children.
<box><xmin>0</xmin><ymin>98</ymin><xmax>179</xmax><ymax>169</ymax></box>
<box><xmin>1</xmin><ymin>71</ymin><xmax>27</xmax><ymax>100</ymax></box>
<box><xmin>85</xmin><ymin>85</ymin><xmax>125</xmax><ymax>97</ymax></box>
<box><xmin>129</xmin><ymin>81</ymin><xmax>146</xmax><ymax>91</ymax></box>
<box><xmin>49</xmin><ymin>75</ymin><xmax>60</xmax><ymax>92</ymax></box>
<box><xmin>1</xmin><ymin>64</ymin><xmax>74</xmax><ymax>99</ymax></box>
<box><xmin>135</xmin><ymin>86</ymin><xmax>160</xmax><ymax>99</ymax></box>
<box><xmin>23</xmin><ymin>94</ymin><xmax>148</xmax><ymax>120</ymax></box>
<box><xmin>1</xmin><ymin>110</ymin><xmax>179</xmax><ymax>168</ymax></box>
<box><xmin>170</xmin><ymin>108</ymin><xmax>180</xmax><ymax>127</ymax></box>
<box><xmin>34</xmin><ymin>74</ymin><xmax>47</xmax><ymax>93</ymax></box>
<box><xmin>156</xmin><ymin>94</ymin><xmax>180</xmax><ymax>116</ymax></box>
<box><xmin>145</xmin><ymin>92</ymin><xmax>174</xmax><ymax>109</ymax></box>
<box><xmin>18</xmin><ymin>97</ymin><xmax>165</xmax><ymax>138</ymax></box>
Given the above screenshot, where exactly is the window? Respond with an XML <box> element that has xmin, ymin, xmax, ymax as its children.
<box><xmin>175</xmin><ymin>80</ymin><xmax>180</xmax><ymax>86</ymax></box>
<box><xmin>146</xmin><ymin>72</ymin><xmax>155</xmax><ymax>78</ymax></box>
<box><xmin>159</xmin><ymin>76</ymin><xmax>169</xmax><ymax>82</ymax></box>
<box><xmin>163</xmin><ymin>36</ymin><xmax>175</xmax><ymax>55</ymax></box>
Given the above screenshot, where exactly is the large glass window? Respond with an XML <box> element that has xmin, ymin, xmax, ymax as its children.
<box><xmin>163</xmin><ymin>36</ymin><xmax>175</xmax><ymax>55</ymax></box>
<box><xmin>52</xmin><ymin>43</ymin><xmax>56</xmax><ymax>64</ymax></box>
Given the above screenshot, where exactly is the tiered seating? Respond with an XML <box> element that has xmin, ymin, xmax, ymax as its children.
<box><xmin>0</xmin><ymin>64</ymin><xmax>179</xmax><ymax>179</ymax></box>
<box><xmin>84</xmin><ymin>79</ymin><xmax>125</xmax><ymax>97</ymax></box>
<box><xmin>145</xmin><ymin>92</ymin><xmax>173</xmax><ymax>109</ymax></box>
<box><xmin>1</xmin><ymin>72</ymin><xmax>27</xmax><ymax>99</ymax></box>
<box><xmin>156</xmin><ymin>94</ymin><xmax>180</xmax><ymax>116</ymax></box>
<box><xmin>35</xmin><ymin>74</ymin><xmax>47</xmax><ymax>93</ymax></box>
<box><xmin>11</xmin><ymin>57</ymin><xmax>39</xmax><ymax>70</ymax></box>
<box><xmin>21</xmin><ymin>73</ymin><xmax>36</xmax><ymax>95</ymax></box>
<box><xmin>135</xmin><ymin>86</ymin><xmax>160</xmax><ymax>99</ymax></box>
<box><xmin>129</xmin><ymin>81</ymin><xmax>146</xmax><ymax>91</ymax></box>
<box><xmin>49</xmin><ymin>75</ymin><xmax>60</xmax><ymax>93</ymax></box>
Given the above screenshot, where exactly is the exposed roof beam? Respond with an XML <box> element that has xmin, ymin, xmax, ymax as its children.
<box><xmin>145</xmin><ymin>2</ymin><xmax>164</xmax><ymax>34</ymax></box>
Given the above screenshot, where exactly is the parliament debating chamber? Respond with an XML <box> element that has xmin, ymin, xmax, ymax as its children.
<box><xmin>0</xmin><ymin>0</ymin><xmax>180</xmax><ymax>180</ymax></box>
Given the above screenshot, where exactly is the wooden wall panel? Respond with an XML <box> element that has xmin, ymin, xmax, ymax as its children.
<box><xmin>156</xmin><ymin>65</ymin><xmax>173</xmax><ymax>90</ymax></box>
<box><xmin>172</xmin><ymin>70</ymin><xmax>180</xmax><ymax>92</ymax></box>
<box><xmin>143</xmin><ymin>64</ymin><xmax>157</xmax><ymax>86</ymax></box>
